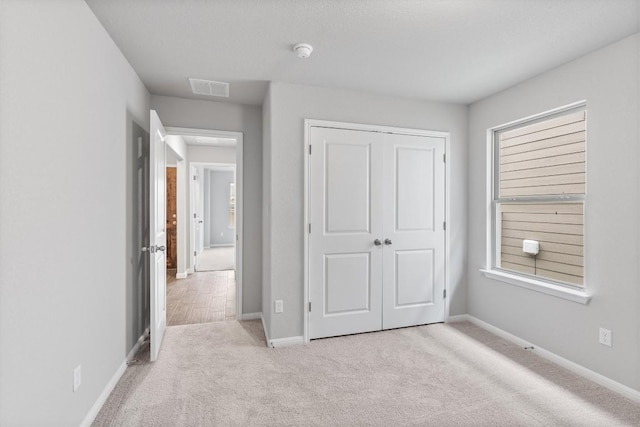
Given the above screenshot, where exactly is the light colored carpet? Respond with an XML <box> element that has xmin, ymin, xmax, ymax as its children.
<box><xmin>92</xmin><ymin>321</ymin><xmax>640</xmax><ymax>426</ymax></box>
<box><xmin>197</xmin><ymin>246</ymin><xmax>235</xmax><ymax>271</ymax></box>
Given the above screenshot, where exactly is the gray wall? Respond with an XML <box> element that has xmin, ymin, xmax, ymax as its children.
<box><xmin>128</xmin><ymin>122</ymin><xmax>150</xmax><ymax>361</ymax></box>
<box><xmin>262</xmin><ymin>86</ymin><xmax>273</xmax><ymax>335</ymax></box>
<box><xmin>265</xmin><ymin>82</ymin><xmax>468</xmax><ymax>340</ymax></box>
<box><xmin>467</xmin><ymin>33</ymin><xmax>640</xmax><ymax>390</ymax></box>
<box><xmin>151</xmin><ymin>95</ymin><xmax>263</xmax><ymax>315</ymax></box>
<box><xmin>0</xmin><ymin>1</ymin><xmax>151</xmax><ymax>425</ymax></box>
<box><xmin>209</xmin><ymin>170</ymin><xmax>235</xmax><ymax>246</ymax></box>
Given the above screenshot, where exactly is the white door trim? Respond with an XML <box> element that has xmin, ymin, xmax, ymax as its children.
<box><xmin>303</xmin><ymin>119</ymin><xmax>451</xmax><ymax>343</ymax></box>
<box><xmin>165</xmin><ymin>126</ymin><xmax>244</xmax><ymax>320</ymax></box>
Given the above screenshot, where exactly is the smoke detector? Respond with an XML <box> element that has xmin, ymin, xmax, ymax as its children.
<box><xmin>293</xmin><ymin>43</ymin><xmax>313</xmax><ymax>58</ymax></box>
<box><xmin>189</xmin><ymin>78</ymin><xmax>229</xmax><ymax>97</ymax></box>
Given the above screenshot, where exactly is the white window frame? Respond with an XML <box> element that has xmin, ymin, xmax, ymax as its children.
<box><xmin>480</xmin><ymin>101</ymin><xmax>591</xmax><ymax>304</ymax></box>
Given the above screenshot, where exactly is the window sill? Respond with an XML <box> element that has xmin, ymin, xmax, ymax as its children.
<box><xmin>480</xmin><ymin>269</ymin><xmax>591</xmax><ymax>305</ymax></box>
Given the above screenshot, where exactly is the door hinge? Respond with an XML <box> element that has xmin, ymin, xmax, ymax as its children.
<box><xmin>194</xmin><ymin>213</ymin><xmax>197</xmax><ymax>219</ymax></box>
<box><xmin>309</xmin><ymin>301</ymin><xmax>311</xmax><ymax>312</ymax></box>
<box><xmin>443</xmin><ymin>289</ymin><xmax>447</xmax><ymax>299</ymax></box>
<box><xmin>443</xmin><ymin>153</ymin><xmax>446</xmax><ymax>162</ymax></box>
<box><xmin>308</xmin><ymin>223</ymin><xmax>311</xmax><ymax>234</ymax></box>
<box><xmin>193</xmin><ymin>175</ymin><xmax>197</xmax><ymax>181</ymax></box>
<box><xmin>443</xmin><ymin>221</ymin><xmax>446</xmax><ymax>230</ymax></box>
<box><xmin>309</xmin><ymin>145</ymin><xmax>312</xmax><ymax>155</ymax></box>
<box><xmin>194</xmin><ymin>251</ymin><xmax>197</xmax><ymax>256</ymax></box>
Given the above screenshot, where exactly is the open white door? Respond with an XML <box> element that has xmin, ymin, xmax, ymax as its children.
<box><xmin>192</xmin><ymin>166</ymin><xmax>204</xmax><ymax>270</ymax></box>
<box><xmin>149</xmin><ymin>110</ymin><xmax>167</xmax><ymax>361</ymax></box>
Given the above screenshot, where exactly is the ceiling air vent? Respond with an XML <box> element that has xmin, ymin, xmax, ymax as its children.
<box><xmin>189</xmin><ymin>78</ymin><xmax>229</xmax><ymax>97</ymax></box>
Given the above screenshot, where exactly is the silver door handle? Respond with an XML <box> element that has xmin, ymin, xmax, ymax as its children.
<box><xmin>374</xmin><ymin>239</ymin><xmax>382</xmax><ymax>246</ymax></box>
<box><xmin>141</xmin><ymin>246</ymin><xmax>149</xmax><ymax>252</ymax></box>
<box><xmin>384</xmin><ymin>239</ymin><xmax>392</xmax><ymax>245</ymax></box>
<box><xmin>155</xmin><ymin>245</ymin><xmax>165</xmax><ymax>252</ymax></box>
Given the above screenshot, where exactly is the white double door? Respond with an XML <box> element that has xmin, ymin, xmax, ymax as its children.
<box><xmin>309</xmin><ymin>126</ymin><xmax>446</xmax><ymax>340</ymax></box>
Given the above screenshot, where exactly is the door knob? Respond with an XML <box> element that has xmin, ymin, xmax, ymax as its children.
<box><xmin>155</xmin><ymin>245</ymin><xmax>165</xmax><ymax>252</ymax></box>
<box><xmin>374</xmin><ymin>239</ymin><xmax>382</xmax><ymax>246</ymax></box>
<box><xmin>384</xmin><ymin>238</ymin><xmax>392</xmax><ymax>245</ymax></box>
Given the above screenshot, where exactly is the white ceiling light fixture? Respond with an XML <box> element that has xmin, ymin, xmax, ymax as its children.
<box><xmin>293</xmin><ymin>43</ymin><xmax>313</xmax><ymax>58</ymax></box>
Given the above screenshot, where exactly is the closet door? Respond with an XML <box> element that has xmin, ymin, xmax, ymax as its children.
<box><xmin>381</xmin><ymin>134</ymin><xmax>446</xmax><ymax>329</ymax></box>
<box><xmin>309</xmin><ymin>127</ymin><xmax>384</xmax><ymax>339</ymax></box>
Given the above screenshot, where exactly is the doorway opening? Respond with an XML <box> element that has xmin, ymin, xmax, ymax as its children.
<box><xmin>164</xmin><ymin>127</ymin><xmax>244</xmax><ymax>327</ymax></box>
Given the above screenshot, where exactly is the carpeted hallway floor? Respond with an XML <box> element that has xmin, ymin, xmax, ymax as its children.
<box><xmin>93</xmin><ymin>321</ymin><xmax>640</xmax><ymax>426</ymax></box>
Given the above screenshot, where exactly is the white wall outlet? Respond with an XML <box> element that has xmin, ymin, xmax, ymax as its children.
<box><xmin>274</xmin><ymin>300</ymin><xmax>283</xmax><ymax>313</ymax></box>
<box><xmin>73</xmin><ymin>364</ymin><xmax>82</xmax><ymax>392</ymax></box>
<box><xmin>599</xmin><ymin>328</ymin><xmax>612</xmax><ymax>347</ymax></box>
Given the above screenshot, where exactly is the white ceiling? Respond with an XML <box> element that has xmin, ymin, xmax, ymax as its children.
<box><xmin>86</xmin><ymin>0</ymin><xmax>639</xmax><ymax>106</ymax></box>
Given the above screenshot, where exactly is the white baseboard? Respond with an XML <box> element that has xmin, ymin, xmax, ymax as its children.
<box><xmin>446</xmin><ymin>314</ymin><xmax>470</xmax><ymax>323</ymax></box>
<box><xmin>240</xmin><ymin>312</ymin><xmax>261</xmax><ymax>321</ymax></box>
<box><xmin>259</xmin><ymin>314</ymin><xmax>304</xmax><ymax>348</ymax></box>
<box><xmin>210</xmin><ymin>244</ymin><xmax>234</xmax><ymax>248</ymax></box>
<box><xmin>187</xmin><ymin>267</ymin><xmax>194</xmax><ymax>274</ymax></box>
<box><xmin>175</xmin><ymin>271</ymin><xmax>189</xmax><ymax>279</ymax></box>
<box><xmin>269</xmin><ymin>336</ymin><xmax>304</xmax><ymax>348</ymax></box>
<box><xmin>80</xmin><ymin>329</ymin><xmax>148</xmax><ymax>427</ymax></box>
<box><xmin>464</xmin><ymin>315</ymin><xmax>640</xmax><ymax>403</ymax></box>
<box><xmin>261</xmin><ymin>314</ymin><xmax>271</xmax><ymax>348</ymax></box>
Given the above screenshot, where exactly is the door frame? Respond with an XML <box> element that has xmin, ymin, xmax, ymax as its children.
<box><xmin>191</xmin><ymin>162</ymin><xmax>237</xmax><ymax>267</ymax></box>
<box><xmin>303</xmin><ymin>119</ymin><xmax>451</xmax><ymax>343</ymax></box>
<box><xmin>165</xmin><ymin>126</ymin><xmax>244</xmax><ymax>320</ymax></box>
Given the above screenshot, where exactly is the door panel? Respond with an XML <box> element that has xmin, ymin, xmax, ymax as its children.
<box><xmin>325</xmin><ymin>143</ymin><xmax>371</xmax><ymax>233</ymax></box>
<box><xmin>325</xmin><ymin>253</ymin><xmax>371</xmax><ymax>314</ymax></box>
<box><xmin>383</xmin><ymin>134</ymin><xmax>445</xmax><ymax>330</ymax></box>
<box><xmin>396</xmin><ymin>147</ymin><xmax>435</xmax><ymax>231</ymax></box>
<box><xmin>309</xmin><ymin>127</ymin><xmax>383</xmax><ymax>339</ymax></box>
<box><xmin>149</xmin><ymin>110</ymin><xmax>167</xmax><ymax>361</ymax></box>
<box><xmin>395</xmin><ymin>249</ymin><xmax>434</xmax><ymax>306</ymax></box>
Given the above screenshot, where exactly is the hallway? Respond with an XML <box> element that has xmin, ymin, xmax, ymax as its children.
<box><xmin>166</xmin><ymin>270</ymin><xmax>236</xmax><ymax>326</ymax></box>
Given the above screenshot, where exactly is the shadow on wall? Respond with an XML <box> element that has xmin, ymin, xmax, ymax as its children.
<box><xmin>126</xmin><ymin>112</ymin><xmax>151</xmax><ymax>355</ymax></box>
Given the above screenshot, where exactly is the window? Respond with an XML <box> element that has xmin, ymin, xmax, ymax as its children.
<box><xmin>490</xmin><ymin>105</ymin><xmax>586</xmax><ymax>289</ymax></box>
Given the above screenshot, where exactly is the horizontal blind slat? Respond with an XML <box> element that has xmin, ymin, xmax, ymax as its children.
<box><xmin>501</xmin><ymin>162</ymin><xmax>585</xmax><ymax>181</ymax></box>
<box><xmin>502</xmin><ymin>237</ymin><xmax>584</xmax><ymax>256</ymax></box>
<box><xmin>500</xmin><ymin>152</ymin><xmax>585</xmax><ymax>173</ymax></box>
<box><xmin>501</xmin><ymin>228</ymin><xmax>583</xmax><ymax>245</ymax></box>
<box><xmin>535</xmin><ymin>268</ymin><xmax>583</xmax><ymax>286</ymax></box>
<box><xmin>501</xmin><ymin>261</ymin><xmax>535</xmax><ymax>275</ymax></box>
<box><xmin>501</xmin><ymin>246</ymin><xmax>583</xmax><ymax>267</ymax></box>
<box><xmin>501</xmin><ymin>142</ymin><xmax>585</xmax><ymax>165</ymax></box>
<box><xmin>500</xmin><ymin>173</ymin><xmax>585</xmax><ymax>190</ymax></box>
<box><xmin>500</xmin><ymin>203</ymin><xmax>583</xmax><ymax>214</ymax></box>
<box><xmin>502</xmin><ymin>212</ymin><xmax>583</xmax><ymax>225</ymax></box>
<box><xmin>502</xmin><ymin>220</ymin><xmax>583</xmax><ymax>235</ymax></box>
<box><xmin>501</xmin><ymin>131</ymin><xmax>585</xmax><ymax>154</ymax></box>
<box><xmin>501</xmin><ymin>183</ymin><xmax>585</xmax><ymax>197</ymax></box>
<box><xmin>500</xmin><ymin>110</ymin><xmax>585</xmax><ymax>141</ymax></box>
<box><xmin>500</xmin><ymin>120</ymin><xmax>585</xmax><ymax>147</ymax></box>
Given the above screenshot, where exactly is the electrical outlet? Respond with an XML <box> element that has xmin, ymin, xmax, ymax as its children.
<box><xmin>599</xmin><ymin>328</ymin><xmax>612</xmax><ymax>347</ymax></box>
<box><xmin>274</xmin><ymin>300</ymin><xmax>283</xmax><ymax>313</ymax></box>
<box><xmin>73</xmin><ymin>365</ymin><xmax>82</xmax><ymax>392</ymax></box>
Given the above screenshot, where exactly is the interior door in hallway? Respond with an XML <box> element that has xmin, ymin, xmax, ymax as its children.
<box><xmin>150</xmin><ymin>110</ymin><xmax>167</xmax><ymax>361</ymax></box>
